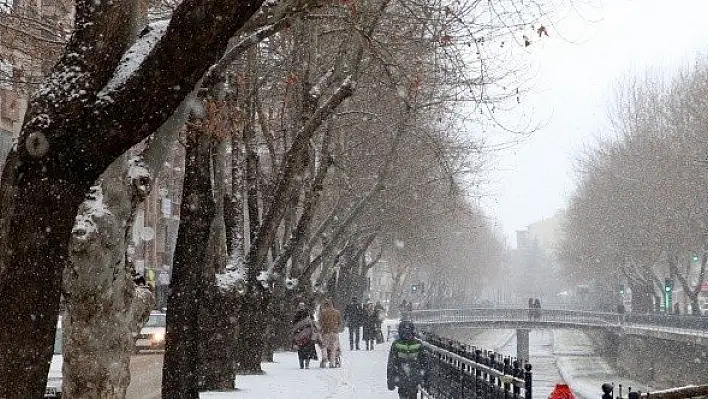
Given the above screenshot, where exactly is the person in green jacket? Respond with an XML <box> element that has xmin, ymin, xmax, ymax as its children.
<box><xmin>387</xmin><ymin>320</ymin><xmax>427</xmax><ymax>399</ymax></box>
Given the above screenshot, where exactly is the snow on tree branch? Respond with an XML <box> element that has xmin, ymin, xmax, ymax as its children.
<box><xmin>204</xmin><ymin>20</ymin><xmax>290</xmax><ymax>87</ymax></box>
<box><xmin>215</xmin><ymin>270</ymin><xmax>246</xmax><ymax>295</ymax></box>
<box><xmin>97</xmin><ymin>20</ymin><xmax>170</xmax><ymax>102</ymax></box>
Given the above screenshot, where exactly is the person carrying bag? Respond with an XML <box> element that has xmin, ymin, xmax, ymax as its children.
<box><xmin>292</xmin><ymin>302</ymin><xmax>318</xmax><ymax>369</ymax></box>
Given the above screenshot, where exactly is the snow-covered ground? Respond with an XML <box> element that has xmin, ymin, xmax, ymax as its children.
<box><xmin>464</xmin><ymin>328</ymin><xmax>651</xmax><ymax>399</ymax></box>
<box><xmin>201</xmin><ymin>343</ymin><xmax>397</xmax><ymax>399</ymax></box>
<box><xmin>201</xmin><ymin>320</ymin><xmax>400</xmax><ymax>399</ymax></box>
<box><xmin>552</xmin><ymin>330</ymin><xmax>651</xmax><ymax>399</ymax></box>
<box><xmin>199</xmin><ymin>323</ymin><xmax>649</xmax><ymax>398</ymax></box>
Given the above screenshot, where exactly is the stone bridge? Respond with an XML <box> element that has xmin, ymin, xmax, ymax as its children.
<box><xmin>408</xmin><ymin>308</ymin><xmax>708</xmax><ymax>387</ymax></box>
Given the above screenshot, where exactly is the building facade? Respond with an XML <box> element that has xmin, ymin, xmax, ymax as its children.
<box><xmin>0</xmin><ymin>1</ymin><xmax>72</xmax><ymax>168</ymax></box>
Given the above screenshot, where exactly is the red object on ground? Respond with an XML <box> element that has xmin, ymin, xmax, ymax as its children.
<box><xmin>549</xmin><ymin>384</ymin><xmax>576</xmax><ymax>399</ymax></box>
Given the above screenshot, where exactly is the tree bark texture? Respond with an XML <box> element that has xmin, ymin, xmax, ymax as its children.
<box><xmin>0</xmin><ymin>0</ymin><xmax>264</xmax><ymax>393</ymax></box>
<box><xmin>162</xmin><ymin>130</ymin><xmax>216</xmax><ymax>398</ymax></box>
<box><xmin>234</xmin><ymin>286</ymin><xmax>270</xmax><ymax>374</ymax></box>
<box><xmin>63</xmin><ymin>155</ymin><xmax>156</xmax><ymax>398</ymax></box>
<box><xmin>198</xmin><ymin>137</ymin><xmax>240</xmax><ymax>390</ymax></box>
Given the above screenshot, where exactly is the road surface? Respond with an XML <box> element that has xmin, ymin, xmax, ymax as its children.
<box><xmin>127</xmin><ymin>352</ymin><xmax>163</xmax><ymax>399</ymax></box>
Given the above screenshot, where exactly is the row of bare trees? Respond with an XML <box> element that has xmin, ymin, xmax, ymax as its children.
<box><xmin>560</xmin><ymin>61</ymin><xmax>708</xmax><ymax>314</ymax></box>
<box><xmin>0</xmin><ymin>0</ymin><xmax>556</xmax><ymax>397</ymax></box>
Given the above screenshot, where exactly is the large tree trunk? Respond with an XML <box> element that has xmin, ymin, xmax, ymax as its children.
<box><xmin>234</xmin><ymin>69</ymin><xmax>271</xmax><ymax>373</ymax></box>
<box><xmin>62</xmin><ymin>91</ymin><xmax>187</xmax><ymax>397</ymax></box>
<box><xmin>162</xmin><ymin>130</ymin><xmax>216</xmax><ymax>398</ymax></box>
<box><xmin>63</xmin><ymin>154</ymin><xmax>156</xmax><ymax>398</ymax></box>
<box><xmin>198</xmin><ymin>135</ymin><xmax>241</xmax><ymax>390</ymax></box>
<box><xmin>0</xmin><ymin>154</ymin><xmax>88</xmax><ymax>396</ymax></box>
<box><xmin>234</xmin><ymin>288</ymin><xmax>270</xmax><ymax>374</ymax></box>
<box><xmin>0</xmin><ymin>0</ymin><xmax>264</xmax><ymax>393</ymax></box>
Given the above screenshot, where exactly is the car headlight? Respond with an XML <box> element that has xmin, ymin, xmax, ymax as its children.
<box><xmin>150</xmin><ymin>332</ymin><xmax>165</xmax><ymax>343</ymax></box>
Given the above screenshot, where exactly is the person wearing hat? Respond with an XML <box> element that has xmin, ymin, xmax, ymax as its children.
<box><xmin>387</xmin><ymin>320</ymin><xmax>427</xmax><ymax>398</ymax></box>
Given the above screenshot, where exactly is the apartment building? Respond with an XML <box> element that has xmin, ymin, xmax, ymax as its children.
<box><xmin>0</xmin><ymin>0</ymin><xmax>72</xmax><ymax>167</ymax></box>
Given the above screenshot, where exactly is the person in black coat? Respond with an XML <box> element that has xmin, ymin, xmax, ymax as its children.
<box><xmin>292</xmin><ymin>302</ymin><xmax>318</xmax><ymax>369</ymax></box>
<box><xmin>362</xmin><ymin>302</ymin><xmax>378</xmax><ymax>350</ymax></box>
<box><xmin>387</xmin><ymin>320</ymin><xmax>427</xmax><ymax>398</ymax></box>
<box><xmin>344</xmin><ymin>296</ymin><xmax>363</xmax><ymax>350</ymax></box>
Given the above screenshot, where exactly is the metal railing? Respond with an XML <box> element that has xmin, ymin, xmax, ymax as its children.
<box><xmin>419</xmin><ymin>332</ymin><xmax>533</xmax><ymax>399</ymax></box>
<box><xmin>408</xmin><ymin>308</ymin><xmax>708</xmax><ymax>337</ymax></box>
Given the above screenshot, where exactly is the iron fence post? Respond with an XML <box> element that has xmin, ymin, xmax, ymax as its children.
<box><xmin>524</xmin><ymin>363</ymin><xmax>533</xmax><ymax>399</ymax></box>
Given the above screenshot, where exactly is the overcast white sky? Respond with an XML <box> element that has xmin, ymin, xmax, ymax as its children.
<box><xmin>479</xmin><ymin>0</ymin><xmax>708</xmax><ymax>246</ymax></box>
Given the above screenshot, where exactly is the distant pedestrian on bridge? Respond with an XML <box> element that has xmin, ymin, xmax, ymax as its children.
<box><xmin>528</xmin><ymin>298</ymin><xmax>534</xmax><ymax>320</ymax></box>
<box><xmin>387</xmin><ymin>320</ymin><xmax>427</xmax><ymax>399</ymax></box>
<box><xmin>533</xmin><ymin>298</ymin><xmax>542</xmax><ymax>321</ymax></box>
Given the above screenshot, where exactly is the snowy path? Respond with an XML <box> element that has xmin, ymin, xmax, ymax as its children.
<box><xmin>204</xmin><ymin>344</ymin><xmax>398</xmax><ymax>398</ymax></box>
<box><xmin>199</xmin><ymin>325</ymin><xmax>650</xmax><ymax>398</ymax></box>
<box><xmin>201</xmin><ymin>327</ymin><xmax>399</xmax><ymax>399</ymax></box>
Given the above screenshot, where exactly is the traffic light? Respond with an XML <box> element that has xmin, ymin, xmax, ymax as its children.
<box><xmin>692</xmin><ymin>253</ymin><xmax>700</xmax><ymax>263</ymax></box>
<box><xmin>664</xmin><ymin>278</ymin><xmax>673</xmax><ymax>312</ymax></box>
<box><xmin>664</xmin><ymin>278</ymin><xmax>673</xmax><ymax>292</ymax></box>
<box><xmin>619</xmin><ymin>284</ymin><xmax>625</xmax><ymax>295</ymax></box>
<box><xmin>411</xmin><ymin>283</ymin><xmax>418</xmax><ymax>293</ymax></box>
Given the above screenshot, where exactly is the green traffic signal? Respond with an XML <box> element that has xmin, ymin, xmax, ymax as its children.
<box><xmin>664</xmin><ymin>278</ymin><xmax>673</xmax><ymax>292</ymax></box>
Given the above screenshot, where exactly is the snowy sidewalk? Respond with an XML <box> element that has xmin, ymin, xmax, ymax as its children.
<box><xmin>201</xmin><ymin>330</ymin><xmax>399</xmax><ymax>398</ymax></box>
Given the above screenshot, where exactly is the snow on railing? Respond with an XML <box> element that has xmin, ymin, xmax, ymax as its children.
<box><xmin>419</xmin><ymin>331</ymin><xmax>533</xmax><ymax>399</ymax></box>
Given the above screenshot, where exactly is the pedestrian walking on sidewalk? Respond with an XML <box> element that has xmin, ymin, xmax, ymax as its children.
<box><xmin>344</xmin><ymin>296</ymin><xmax>363</xmax><ymax>350</ymax></box>
<box><xmin>292</xmin><ymin>302</ymin><xmax>318</xmax><ymax>369</ymax></box>
<box><xmin>387</xmin><ymin>320</ymin><xmax>427</xmax><ymax>399</ymax></box>
<box><xmin>319</xmin><ymin>299</ymin><xmax>342</xmax><ymax>368</ymax></box>
<box><xmin>362</xmin><ymin>302</ymin><xmax>378</xmax><ymax>350</ymax></box>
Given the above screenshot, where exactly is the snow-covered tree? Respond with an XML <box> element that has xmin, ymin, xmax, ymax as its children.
<box><xmin>0</xmin><ymin>0</ymin><xmax>265</xmax><ymax>394</ymax></box>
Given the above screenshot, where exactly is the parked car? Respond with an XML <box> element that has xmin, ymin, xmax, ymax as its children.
<box><xmin>45</xmin><ymin>319</ymin><xmax>63</xmax><ymax>398</ymax></box>
<box><xmin>134</xmin><ymin>311</ymin><xmax>167</xmax><ymax>352</ymax></box>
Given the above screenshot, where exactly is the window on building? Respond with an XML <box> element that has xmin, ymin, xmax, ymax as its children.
<box><xmin>0</xmin><ymin>59</ymin><xmax>12</xmax><ymax>89</ymax></box>
<box><xmin>0</xmin><ymin>0</ymin><xmax>13</xmax><ymax>13</ymax></box>
<box><xmin>0</xmin><ymin>128</ymin><xmax>14</xmax><ymax>171</ymax></box>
